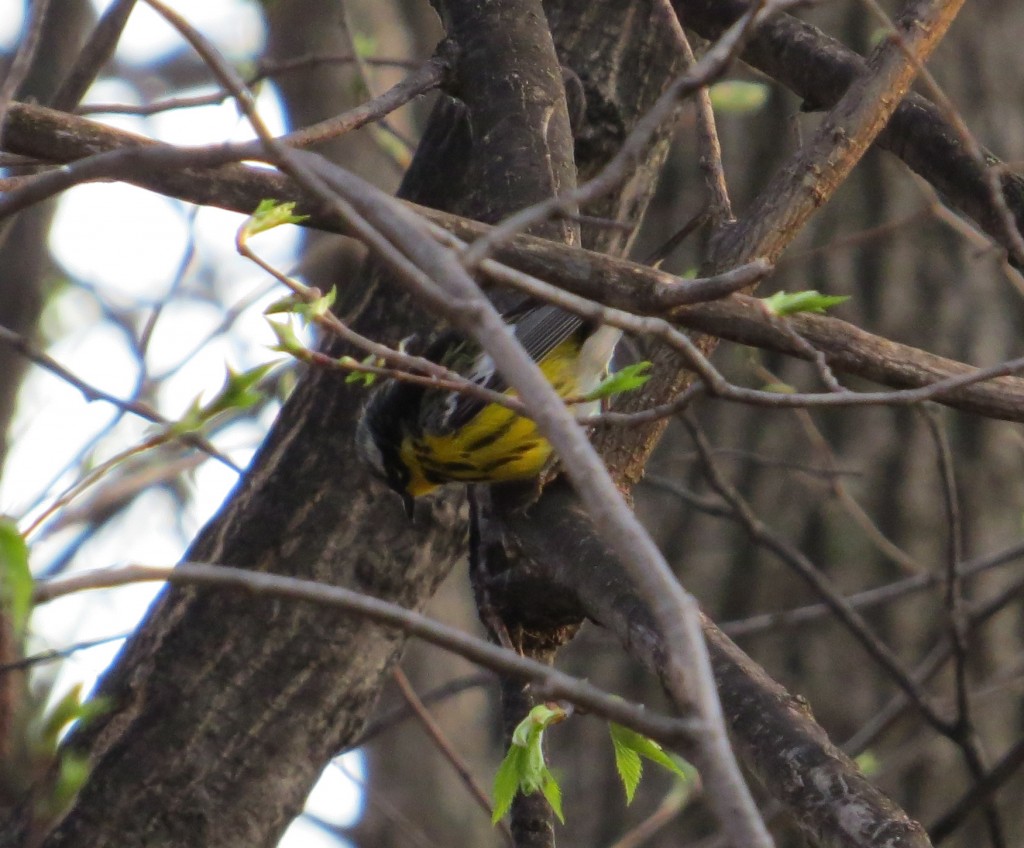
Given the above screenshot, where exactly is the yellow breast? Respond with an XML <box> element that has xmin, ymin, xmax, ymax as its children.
<box><xmin>399</xmin><ymin>339</ymin><xmax>584</xmax><ymax>496</ymax></box>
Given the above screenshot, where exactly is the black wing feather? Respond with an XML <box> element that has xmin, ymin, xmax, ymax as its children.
<box><xmin>439</xmin><ymin>305</ymin><xmax>584</xmax><ymax>431</ymax></box>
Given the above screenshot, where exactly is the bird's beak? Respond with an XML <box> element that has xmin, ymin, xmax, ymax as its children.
<box><xmin>402</xmin><ymin>493</ymin><xmax>415</xmax><ymax>520</ymax></box>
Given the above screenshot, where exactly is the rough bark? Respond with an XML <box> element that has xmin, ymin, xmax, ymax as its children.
<box><xmin>19</xmin><ymin>0</ymin><xmax>589</xmax><ymax>846</ymax></box>
<box><xmin>499</xmin><ymin>482</ymin><xmax>933</xmax><ymax>848</ymax></box>
<box><xmin>1</xmin><ymin>1</ymin><xmax>1018</xmax><ymax>846</ymax></box>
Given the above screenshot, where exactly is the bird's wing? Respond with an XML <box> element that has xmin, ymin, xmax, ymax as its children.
<box><xmin>432</xmin><ymin>305</ymin><xmax>585</xmax><ymax>432</ymax></box>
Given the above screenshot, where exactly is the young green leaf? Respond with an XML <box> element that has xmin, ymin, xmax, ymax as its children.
<box><xmin>761</xmin><ymin>382</ymin><xmax>795</xmax><ymax>394</ymax></box>
<box><xmin>0</xmin><ymin>518</ymin><xmax>31</xmax><ymax>637</ymax></box>
<box><xmin>353</xmin><ymin>32</ymin><xmax>378</xmax><ymax>58</ymax></box>
<box><xmin>855</xmin><ymin>750</ymin><xmax>881</xmax><ymax>777</ymax></box>
<box><xmin>709</xmin><ymin>80</ymin><xmax>770</xmax><ymax>114</ymax></box>
<box><xmin>296</xmin><ymin>286</ymin><xmax>337</xmax><ymax>321</ymax></box>
<box><xmin>370</xmin><ymin>126</ymin><xmax>413</xmax><ymax>169</ymax></box>
<box><xmin>49</xmin><ymin>752</ymin><xmax>90</xmax><ymax>812</ymax></box>
<box><xmin>609</xmin><ymin>723</ymin><xmax>690</xmax><ymax>804</ymax></box>
<box><xmin>267</xmin><ymin>319</ymin><xmax>305</xmax><ymax>354</ymax></box>
<box><xmin>0</xmin><ymin>680</ymin><xmax>112</xmax><ymax>825</ymax></box>
<box><xmin>266</xmin><ymin>287</ymin><xmax>338</xmax><ymax>323</ymax></box>
<box><xmin>169</xmin><ymin>363</ymin><xmax>276</xmax><ymax>436</ymax></box>
<box><xmin>584</xmin><ymin>362</ymin><xmax>652</xmax><ymax>402</ymax></box>
<box><xmin>515</xmin><ymin>703</ymin><xmax>566</xmax><ymax>744</ymax></box>
<box><xmin>169</xmin><ymin>396</ymin><xmax>206</xmax><ymax>436</ymax></box>
<box><xmin>761</xmin><ymin>290</ymin><xmax>850</xmax><ymax>316</ymax></box>
<box><xmin>610</xmin><ymin>729</ymin><xmax>643</xmax><ymax>804</ymax></box>
<box><xmin>24</xmin><ymin>688</ymin><xmax>112</xmax><ymax>821</ymax></box>
<box><xmin>540</xmin><ymin>770</ymin><xmax>565</xmax><ymax>824</ymax></box>
<box><xmin>492</xmin><ymin>745</ymin><xmax>527</xmax><ymax>824</ymax></box>
<box><xmin>263</xmin><ymin>293</ymin><xmax>304</xmax><ymax>315</ymax></box>
<box><xmin>339</xmin><ymin>355</ymin><xmax>381</xmax><ymax>386</ymax></box>
<box><xmin>38</xmin><ymin>684</ymin><xmax>86</xmax><ymax>750</ymax></box>
<box><xmin>209</xmin><ymin>363</ymin><xmax>277</xmax><ymax>415</ymax></box>
<box><xmin>240</xmin><ymin>199</ymin><xmax>309</xmax><ymax>240</ymax></box>
<box><xmin>35</xmin><ymin>686</ymin><xmax>111</xmax><ymax>753</ymax></box>
<box><xmin>491</xmin><ymin>704</ymin><xmax>568</xmax><ymax>825</ymax></box>
<box><xmin>613</xmin><ymin>725</ymin><xmax>688</xmax><ymax>779</ymax></box>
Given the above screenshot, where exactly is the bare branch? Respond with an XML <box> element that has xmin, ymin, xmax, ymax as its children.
<box><xmin>721</xmin><ymin>539</ymin><xmax>1024</xmax><ymax>638</ymax></box>
<box><xmin>0</xmin><ymin>324</ymin><xmax>238</xmax><ymax>473</ymax></box>
<box><xmin>710</xmin><ymin>0</ymin><xmax>967</xmax><ymax>268</ymax></box>
<box><xmin>32</xmin><ymin>563</ymin><xmax>702</xmax><ymax>748</ymax></box>
<box><xmin>51</xmin><ymin>0</ymin><xmax>137</xmax><ymax>111</ymax></box>
<box><xmin>0</xmin><ymin>0</ymin><xmax>52</xmax><ymax>143</ymax></box>
<box><xmin>682</xmin><ymin>414</ymin><xmax>954</xmax><ymax>735</ymax></box>
<box><xmin>459</xmin><ymin>0</ymin><xmax>795</xmax><ymax>268</ymax></box>
<box><xmin>7</xmin><ymin>103</ymin><xmax>1024</xmax><ymax>422</ymax></box>
<box><xmin>503</xmin><ymin>482</ymin><xmax>934</xmax><ymax>848</ymax></box>
<box><xmin>930</xmin><ymin>735</ymin><xmax>1024</xmax><ymax>843</ymax></box>
<box><xmin>675</xmin><ymin>0</ymin><xmax>1024</xmax><ymax>263</ymax></box>
<box><xmin>391</xmin><ymin>668</ymin><xmax>508</xmax><ymax>842</ymax></box>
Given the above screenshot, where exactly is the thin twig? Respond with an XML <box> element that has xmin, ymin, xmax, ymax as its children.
<box><xmin>845</xmin><ymin>570</ymin><xmax>1024</xmax><ymax>754</ymax></box>
<box><xmin>9</xmin><ymin>99</ymin><xmax>1024</xmax><ymax>421</ymax></box>
<box><xmin>920</xmin><ymin>409</ymin><xmax>1005</xmax><ymax>848</ymax></box>
<box><xmin>331</xmin><ymin>758</ymin><xmax>440</xmax><ymax>848</ymax></box>
<box><xmin>51</xmin><ymin>0</ymin><xmax>138</xmax><ymax>110</ymax></box>
<box><xmin>427</xmin><ymin>211</ymin><xmax>1024</xmax><ymax>425</ymax></box>
<box><xmin>236</xmin><ymin>233</ymin><xmax>529</xmax><ymax>415</ymax></box>
<box><xmin>351</xmin><ymin>674</ymin><xmax>494</xmax><ymax>748</ymax></box>
<box><xmin>32</xmin><ymin>562</ymin><xmax>704</xmax><ymax>748</ymax></box>
<box><xmin>855</xmin><ymin>0</ymin><xmax>1024</xmax><ymax>267</ymax></box>
<box><xmin>78</xmin><ymin>53</ymin><xmax>423</xmax><ymax>116</ymax></box>
<box><xmin>10</xmin><ymin>121</ymin><xmax>1024</xmax><ymax>428</ymax></box>
<box><xmin>930</xmin><ymin>734</ymin><xmax>1024</xmax><ymax>843</ymax></box>
<box><xmin>922</xmin><ymin>411</ymin><xmax>971</xmax><ymax>722</ymax></box>
<box><xmin>273</xmin><ymin>51</ymin><xmax>449</xmax><ymax>152</ymax></box>
<box><xmin>460</xmin><ymin>0</ymin><xmax>796</xmax><ymax>268</ymax></box>
<box><xmin>751</xmin><ymin>306</ymin><xmax>846</xmax><ymax>394</ymax></box>
<box><xmin>0</xmin><ymin>324</ymin><xmax>238</xmax><ymax>472</ymax></box>
<box><xmin>0</xmin><ymin>51</ymin><xmax>448</xmax><ymax>221</ymax></box>
<box><xmin>607</xmin><ymin>779</ymin><xmax>700</xmax><ymax>848</ymax></box>
<box><xmin>677</xmin><ymin>26</ymin><xmax>733</xmax><ymax>226</ymax></box>
<box><xmin>284</xmin><ymin>150</ymin><xmax>774</xmax><ymax>848</ymax></box>
<box><xmin>748</xmin><ymin>361</ymin><xmax>921</xmax><ymax>573</ymax></box>
<box><xmin>0</xmin><ymin>632</ymin><xmax>129</xmax><ymax>675</ymax></box>
<box><xmin>683</xmin><ymin>413</ymin><xmax>955</xmax><ymax>736</ymax></box>
<box><xmin>0</xmin><ymin>0</ymin><xmax>52</xmax><ymax>145</ymax></box>
<box><xmin>392</xmin><ymin>668</ymin><xmax>511</xmax><ymax>844</ymax></box>
<box><xmin>708</xmin><ymin>0</ymin><xmax>967</xmax><ymax>270</ymax></box>
<box><xmin>643</xmin><ymin>474</ymin><xmax>734</xmax><ymax>518</ymax></box>
<box><xmin>721</xmin><ymin>538</ymin><xmax>1024</xmax><ymax>639</ymax></box>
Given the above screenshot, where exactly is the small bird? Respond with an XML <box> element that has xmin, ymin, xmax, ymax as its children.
<box><xmin>356</xmin><ymin>303</ymin><xmax>620</xmax><ymax>515</ymax></box>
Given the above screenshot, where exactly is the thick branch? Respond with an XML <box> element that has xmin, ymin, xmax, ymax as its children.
<box><xmin>503</xmin><ymin>483</ymin><xmax>933</xmax><ymax>848</ymax></box>
<box><xmin>709</xmin><ymin>0</ymin><xmax>966</xmax><ymax>267</ymax></box>
<box><xmin>12</xmin><ymin>3</ymin><xmax>704</xmax><ymax>848</ymax></box>
<box><xmin>675</xmin><ymin>0</ymin><xmax>1024</xmax><ymax>263</ymax></box>
<box><xmin>4</xmin><ymin>102</ymin><xmax>1023</xmax><ymax>422</ymax></box>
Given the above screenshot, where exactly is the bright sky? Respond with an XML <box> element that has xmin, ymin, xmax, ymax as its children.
<box><xmin>1</xmin><ymin>1</ymin><xmax>364</xmax><ymax>843</ymax></box>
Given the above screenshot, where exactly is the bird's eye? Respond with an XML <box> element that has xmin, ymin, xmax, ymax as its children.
<box><xmin>388</xmin><ymin>459</ymin><xmax>411</xmax><ymax>494</ymax></box>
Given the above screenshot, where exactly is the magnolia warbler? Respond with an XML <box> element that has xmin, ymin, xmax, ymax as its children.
<box><xmin>356</xmin><ymin>303</ymin><xmax>620</xmax><ymax>514</ymax></box>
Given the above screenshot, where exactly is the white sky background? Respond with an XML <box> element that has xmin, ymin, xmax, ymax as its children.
<box><xmin>1</xmin><ymin>1</ymin><xmax>364</xmax><ymax>843</ymax></box>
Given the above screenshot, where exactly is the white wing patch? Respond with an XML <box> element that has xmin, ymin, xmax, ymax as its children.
<box><xmin>574</xmin><ymin>325</ymin><xmax>623</xmax><ymax>417</ymax></box>
<box><xmin>441</xmin><ymin>352</ymin><xmax>496</xmax><ymax>425</ymax></box>
<box><xmin>355</xmin><ymin>412</ymin><xmax>386</xmax><ymax>477</ymax></box>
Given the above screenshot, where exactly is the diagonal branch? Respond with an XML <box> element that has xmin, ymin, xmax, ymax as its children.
<box><xmin>502</xmin><ymin>481</ymin><xmax>934</xmax><ymax>848</ymax></box>
<box><xmin>674</xmin><ymin>0</ymin><xmax>1024</xmax><ymax>264</ymax></box>
<box><xmin>5</xmin><ymin>101</ymin><xmax>1024</xmax><ymax>423</ymax></box>
<box><xmin>30</xmin><ymin>563</ymin><xmax>702</xmax><ymax>746</ymax></box>
<box><xmin>709</xmin><ymin>0</ymin><xmax>967</xmax><ymax>268</ymax></box>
